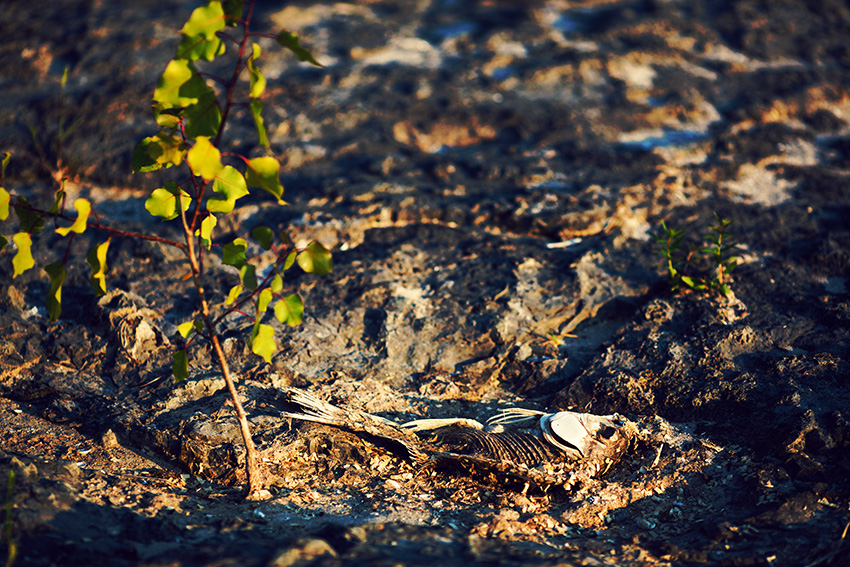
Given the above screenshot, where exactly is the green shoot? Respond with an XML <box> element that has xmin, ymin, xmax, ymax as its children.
<box><xmin>653</xmin><ymin>214</ymin><xmax>740</xmax><ymax>297</ymax></box>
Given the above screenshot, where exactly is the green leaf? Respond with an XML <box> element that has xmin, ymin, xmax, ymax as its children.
<box><xmin>13</xmin><ymin>196</ymin><xmax>45</xmax><ymax>234</ymax></box>
<box><xmin>173</xmin><ymin>350</ymin><xmax>189</xmax><ymax>382</ymax></box>
<box><xmin>250</xmin><ymin>323</ymin><xmax>276</xmax><ymax>363</ymax></box>
<box><xmin>247</xmin><ymin>43</ymin><xmax>266</xmax><ymax>98</ymax></box>
<box><xmin>0</xmin><ymin>153</ymin><xmax>10</xmax><ymax>220</ymax></box>
<box><xmin>145</xmin><ymin>182</ymin><xmax>191</xmax><ymax>220</ymax></box>
<box><xmin>187</xmin><ymin>136</ymin><xmax>223</xmax><ymax>182</ymax></box>
<box><xmin>270</xmin><ymin>273</ymin><xmax>283</xmax><ymax>293</ymax></box>
<box><xmin>44</xmin><ymin>261</ymin><xmax>66</xmax><ymax>323</ymax></box>
<box><xmin>153</xmin><ymin>59</ymin><xmax>196</xmax><ymax>108</ymax></box>
<box><xmin>250</xmin><ymin>99</ymin><xmax>269</xmax><ymax>149</ymax></box>
<box><xmin>182</xmin><ymin>1</ymin><xmax>226</xmax><ymax>36</ymax></box>
<box><xmin>251</xmin><ymin>226</ymin><xmax>273</xmax><ymax>250</ymax></box>
<box><xmin>12</xmin><ymin>232</ymin><xmax>35</xmax><ymax>278</ymax></box>
<box><xmin>274</xmin><ymin>293</ymin><xmax>303</xmax><ymax>327</ymax></box>
<box><xmin>177</xmin><ymin>2</ymin><xmax>227</xmax><ymax>62</ymax></box>
<box><xmin>207</xmin><ymin>165</ymin><xmax>248</xmax><ymax>213</ymax></box>
<box><xmin>0</xmin><ymin>187</ymin><xmax>10</xmax><ymax>221</ymax></box>
<box><xmin>222</xmin><ymin>237</ymin><xmax>247</xmax><ymax>267</ymax></box>
<box><xmin>223</xmin><ymin>0</ymin><xmax>244</xmax><ymax>24</ymax></box>
<box><xmin>245</xmin><ymin>156</ymin><xmax>285</xmax><ymax>203</ymax></box>
<box><xmin>56</xmin><ymin>198</ymin><xmax>90</xmax><ymax>236</ymax></box>
<box><xmin>240</xmin><ymin>264</ymin><xmax>258</xmax><ymax>291</ymax></box>
<box><xmin>257</xmin><ymin>288</ymin><xmax>273</xmax><ymax>314</ymax></box>
<box><xmin>48</xmin><ymin>189</ymin><xmax>66</xmax><ymax>214</ymax></box>
<box><xmin>153</xmin><ymin>60</ymin><xmax>219</xmax><ymax>137</ymax></box>
<box><xmin>177</xmin><ymin>321</ymin><xmax>195</xmax><ymax>338</ymax></box>
<box><xmin>283</xmin><ymin>249</ymin><xmax>297</xmax><ymax>270</ymax></box>
<box><xmin>226</xmin><ymin>284</ymin><xmax>242</xmax><ymax>305</ymax></box>
<box><xmin>86</xmin><ymin>238</ymin><xmax>110</xmax><ymax>296</ymax></box>
<box><xmin>132</xmin><ymin>132</ymin><xmax>186</xmax><ymax>173</ymax></box>
<box><xmin>195</xmin><ymin>213</ymin><xmax>217</xmax><ymax>249</ymax></box>
<box><xmin>276</xmin><ymin>31</ymin><xmax>322</xmax><ymax>67</ymax></box>
<box><xmin>154</xmin><ymin>108</ymin><xmax>181</xmax><ymax>130</ymax></box>
<box><xmin>0</xmin><ymin>151</ymin><xmax>9</xmax><ymax>181</ymax></box>
<box><xmin>183</xmin><ymin>90</ymin><xmax>222</xmax><ymax>139</ymax></box>
<box><xmin>0</xmin><ymin>235</ymin><xmax>6</xmax><ymax>252</ymax></box>
<box><xmin>177</xmin><ymin>32</ymin><xmax>225</xmax><ymax>62</ymax></box>
<box><xmin>296</xmin><ymin>241</ymin><xmax>333</xmax><ymax>275</ymax></box>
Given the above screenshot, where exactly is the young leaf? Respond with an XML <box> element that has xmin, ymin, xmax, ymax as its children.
<box><xmin>226</xmin><ymin>284</ymin><xmax>242</xmax><ymax>305</ymax></box>
<box><xmin>296</xmin><ymin>241</ymin><xmax>333</xmax><ymax>275</ymax></box>
<box><xmin>145</xmin><ymin>182</ymin><xmax>191</xmax><ymax>220</ymax></box>
<box><xmin>0</xmin><ymin>151</ymin><xmax>9</xmax><ymax>182</ymax></box>
<box><xmin>153</xmin><ymin>59</ymin><xmax>196</xmax><ymax>108</ymax></box>
<box><xmin>223</xmin><ymin>0</ymin><xmax>244</xmax><ymax>24</ymax></box>
<box><xmin>250</xmin><ymin>323</ymin><xmax>276</xmax><ymax>363</ymax></box>
<box><xmin>251</xmin><ymin>226</ymin><xmax>273</xmax><ymax>250</ymax></box>
<box><xmin>283</xmin><ymin>249</ymin><xmax>297</xmax><ymax>270</ymax></box>
<box><xmin>132</xmin><ymin>132</ymin><xmax>185</xmax><ymax>173</ymax></box>
<box><xmin>222</xmin><ymin>238</ymin><xmax>248</xmax><ymax>267</ymax></box>
<box><xmin>183</xmin><ymin>90</ymin><xmax>222</xmax><ymax>139</ymax></box>
<box><xmin>0</xmin><ymin>152</ymin><xmax>10</xmax><ymax>220</ymax></box>
<box><xmin>0</xmin><ymin>187</ymin><xmax>10</xmax><ymax>221</ymax></box>
<box><xmin>208</xmin><ymin>165</ymin><xmax>248</xmax><ymax>213</ymax></box>
<box><xmin>177</xmin><ymin>1</ymin><xmax>226</xmax><ymax>62</ymax></box>
<box><xmin>177</xmin><ymin>32</ymin><xmax>225</xmax><ymax>62</ymax></box>
<box><xmin>173</xmin><ymin>350</ymin><xmax>189</xmax><ymax>382</ymax></box>
<box><xmin>48</xmin><ymin>187</ymin><xmax>66</xmax><ymax>214</ymax></box>
<box><xmin>177</xmin><ymin>320</ymin><xmax>195</xmax><ymax>338</ymax></box>
<box><xmin>270</xmin><ymin>273</ymin><xmax>283</xmax><ymax>293</ymax></box>
<box><xmin>44</xmin><ymin>261</ymin><xmax>66</xmax><ymax>323</ymax></box>
<box><xmin>55</xmin><ymin>198</ymin><xmax>91</xmax><ymax>236</ymax></box>
<box><xmin>240</xmin><ymin>264</ymin><xmax>258</xmax><ymax>290</ymax></box>
<box><xmin>246</xmin><ymin>156</ymin><xmax>285</xmax><ymax>203</ymax></box>
<box><xmin>12</xmin><ymin>232</ymin><xmax>35</xmax><ymax>278</ymax></box>
<box><xmin>276</xmin><ymin>31</ymin><xmax>323</xmax><ymax>67</ymax></box>
<box><xmin>86</xmin><ymin>238</ymin><xmax>111</xmax><ymax>296</ymax></box>
<box><xmin>181</xmin><ymin>1</ymin><xmax>227</xmax><ymax>38</ymax></box>
<box><xmin>153</xmin><ymin>108</ymin><xmax>181</xmax><ymax>130</ymax></box>
<box><xmin>13</xmin><ymin>196</ymin><xmax>45</xmax><ymax>234</ymax></box>
<box><xmin>274</xmin><ymin>293</ymin><xmax>303</xmax><ymax>327</ymax></box>
<box><xmin>195</xmin><ymin>213</ymin><xmax>217</xmax><ymax>249</ymax></box>
<box><xmin>257</xmin><ymin>288</ymin><xmax>273</xmax><ymax>314</ymax></box>
<box><xmin>247</xmin><ymin>44</ymin><xmax>266</xmax><ymax>98</ymax></box>
<box><xmin>249</xmin><ymin>100</ymin><xmax>269</xmax><ymax>149</ymax></box>
<box><xmin>187</xmin><ymin>136</ymin><xmax>223</xmax><ymax>182</ymax></box>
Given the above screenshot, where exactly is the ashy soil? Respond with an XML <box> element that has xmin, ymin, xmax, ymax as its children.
<box><xmin>1</xmin><ymin>0</ymin><xmax>849</xmax><ymax>566</ymax></box>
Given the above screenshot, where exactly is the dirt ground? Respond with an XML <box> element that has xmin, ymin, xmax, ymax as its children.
<box><xmin>1</xmin><ymin>0</ymin><xmax>849</xmax><ymax>565</ymax></box>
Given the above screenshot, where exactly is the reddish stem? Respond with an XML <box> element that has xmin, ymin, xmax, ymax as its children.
<box><xmin>10</xmin><ymin>200</ymin><xmax>186</xmax><ymax>252</ymax></box>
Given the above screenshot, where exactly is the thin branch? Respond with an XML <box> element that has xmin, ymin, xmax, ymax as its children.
<box><xmin>177</xmin><ymin>188</ymin><xmax>263</xmax><ymax>496</ymax></box>
<box><xmin>216</xmin><ymin>30</ymin><xmax>241</xmax><ymax>45</ymax></box>
<box><xmin>9</xmin><ymin>200</ymin><xmax>187</xmax><ymax>251</ymax></box>
<box><xmin>213</xmin><ymin>0</ymin><xmax>255</xmax><ymax>149</ymax></box>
